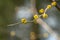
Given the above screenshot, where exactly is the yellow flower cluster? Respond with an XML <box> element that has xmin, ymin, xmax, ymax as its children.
<box><xmin>20</xmin><ymin>1</ymin><xmax>57</xmax><ymax>24</ymax></box>
<box><xmin>39</xmin><ymin>1</ymin><xmax>57</xmax><ymax>19</ymax></box>
<box><xmin>8</xmin><ymin>1</ymin><xmax>57</xmax><ymax>26</ymax></box>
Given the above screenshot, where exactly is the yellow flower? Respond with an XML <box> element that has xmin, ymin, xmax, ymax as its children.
<box><xmin>39</xmin><ymin>9</ymin><xmax>44</xmax><ymax>13</ymax></box>
<box><xmin>34</xmin><ymin>14</ymin><xmax>39</xmax><ymax>19</ymax></box>
<box><xmin>30</xmin><ymin>32</ymin><xmax>36</xmax><ymax>40</ymax></box>
<box><xmin>51</xmin><ymin>1</ymin><xmax>57</xmax><ymax>6</ymax></box>
<box><xmin>21</xmin><ymin>18</ymin><xmax>27</xmax><ymax>24</ymax></box>
<box><xmin>47</xmin><ymin>5</ymin><xmax>51</xmax><ymax>9</ymax></box>
<box><xmin>10</xmin><ymin>31</ymin><xmax>15</xmax><ymax>36</ymax></box>
<box><xmin>42</xmin><ymin>13</ymin><xmax>48</xmax><ymax>18</ymax></box>
<box><xmin>43</xmin><ymin>33</ymin><xmax>48</xmax><ymax>38</ymax></box>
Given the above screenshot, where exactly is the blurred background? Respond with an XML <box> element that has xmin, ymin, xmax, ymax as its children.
<box><xmin>0</xmin><ymin>0</ymin><xmax>60</xmax><ymax>40</ymax></box>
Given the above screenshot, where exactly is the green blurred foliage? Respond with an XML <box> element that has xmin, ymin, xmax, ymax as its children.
<box><xmin>0</xmin><ymin>0</ymin><xmax>15</xmax><ymax>40</ymax></box>
<box><xmin>0</xmin><ymin>0</ymin><xmax>26</xmax><ymax>40</ymax></box>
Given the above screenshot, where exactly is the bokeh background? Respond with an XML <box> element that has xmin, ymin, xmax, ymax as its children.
<box><xmin>0</xmin><ymin>0</ymin><xmax>60</xmax><ymax>40</ymax></box>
